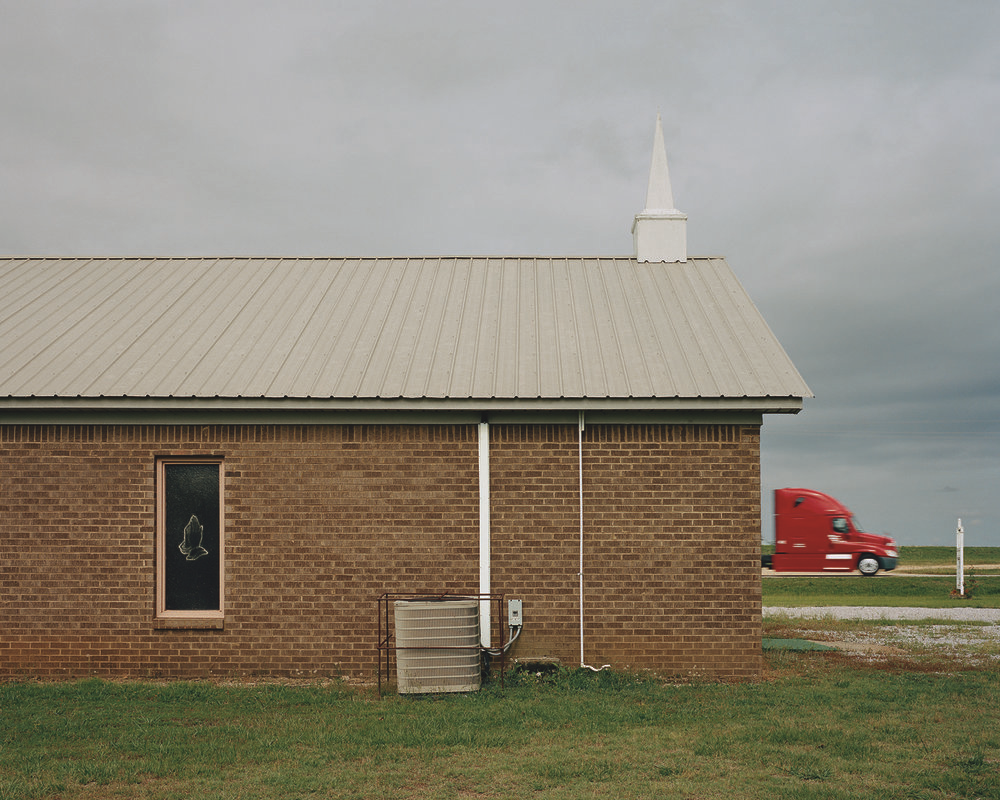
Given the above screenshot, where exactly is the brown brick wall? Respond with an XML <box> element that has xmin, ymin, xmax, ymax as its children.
<box><xmin>0</xmin><ymin>424</ymin><xmax>480</xmax><ymax>680</ymax></box>
<box><xmin>490</xmin><ymin>423</ymin><xmax>762</xmax><ymax>680</ymax></box>
<box><xmin>0</xmin><ymin>421</ymin><xmax>761</xmax><ymax>681</ymax></box>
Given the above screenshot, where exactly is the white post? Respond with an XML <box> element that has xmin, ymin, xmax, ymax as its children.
<box><xmin>956</xmin><ymin>518</ymin><xmax>964</xmax><ymax>596</ymax></box>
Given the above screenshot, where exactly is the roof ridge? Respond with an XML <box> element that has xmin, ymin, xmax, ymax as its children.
<box><xmin>0</xmin><ymin>254</ymin><xmax>727</xmax><ymax>261</ymax></box>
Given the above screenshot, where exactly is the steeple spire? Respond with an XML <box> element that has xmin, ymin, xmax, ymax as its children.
<box><xmin>632</xmin><ymin>114</ymin><xmax>687</xmax><ymax>262</ymax></box>
<box><xmin>644</xmin><ymin>113</ymin><xmax>676</xmax><ymax>211</ymax></box>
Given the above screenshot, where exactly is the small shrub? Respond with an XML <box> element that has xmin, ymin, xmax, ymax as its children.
<box><xmin>950</xmin><ymin>568</ymin><xmax>978</xmax><ymax>599</ymax></box>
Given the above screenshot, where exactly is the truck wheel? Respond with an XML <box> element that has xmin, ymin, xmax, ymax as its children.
<box><xmin>858</xmin><ymin>556</ymin><xmax>880</xmax><ymax>576</ymax></box>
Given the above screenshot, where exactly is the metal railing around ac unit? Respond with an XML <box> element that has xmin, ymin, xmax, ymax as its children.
<box><xmin>376</xmin><ymin>592</ymin><xmax>508</xmax><ymax>697</ymax></box>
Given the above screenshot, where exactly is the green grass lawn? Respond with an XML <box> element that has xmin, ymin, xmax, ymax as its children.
<box><xmin>762</xmin><ymin>545</ymin><xmax>1000</xmax><ymax>608</ymax></box>
<box><xmin>2</xmin><ymin>664</ymin><xmax>998</xmax><ymax>800</ymax></box>
<box><xmin>762</xmin><ymin>575</ymin><xmax>1000</xmax><ymax>608</ymax></box>
<box><xmin>898</xmin><ymin>545</ymin><xmax>1000</xmax><ymax>566</ymax></box>
<box><xmin>5</xmin><ymin>547</ymin><xmax>998</xmax><ymax>799</ymax></box>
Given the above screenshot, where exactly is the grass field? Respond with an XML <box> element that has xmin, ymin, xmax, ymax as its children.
<box><xmin>762</xmin><ymin>546</ymin><xmax>1000</xmax><ymax>607</ymax></box>
<box><xmin>897</xmin><ymin>545</ymin><xmax>1000</xmax><ymax>566</ymax></box>
<box><xmin>2</xmin><ymin>659</ymin><xmax>998</xmax><ymax>800</ymax></box>
<box><xmin>762</xmin><ymin>575</ymin><xmax>1000</xmax><ymax>608</ymax></box>
<box><xmin>3</xmin><ymin>546</ymin><xmax>998</xmax><ymax>799</ymax></box>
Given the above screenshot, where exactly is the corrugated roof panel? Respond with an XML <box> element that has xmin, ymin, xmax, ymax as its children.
<box><xmin>446</xmin><ymin>259</ymin><xmax>485</xmax><ymax>398</ymax></box>
<box><xmin>417</xmin><ymin>258</ymin><xmax>463</xmax><ymax>398</ymax></box>
<box><xmin>394</xmin><ymin>259</ymin><xmax>442</xmax><ymax>398</ymax></box>
<box><xmin>141</xmin><ymin>259</ymin><xmax>269</xmax><ymax>396</ymax></box>
<box><xmin>234</xmin><ymin>259</ymin><xmax>342</xmax><ymax>396</ymax></box>
<box><xmin>595</xmin><ymin>259</ymin><xmax>645</xmax><ymax>396</ymax></box>
<box><xmin>598</xmin><ymin>260</ymin><xmax>654</xmax><ymax>397</ymax></box>
<box><xmin>515</xmin><ymin>260</ymin><xmax>541</xmax><ymax>398</ymax></box>
<box><xmin>662</xmin><ymin>262</ymin><xmax>732</xmax><ymax>396</ymax></box>
<box><xmin>632</xmin><ymin>262</ymin><xmax>703</xmax><ymax>396</ymax></box>
<box><xmin>533</xmin><ymin>259</ymin><xmax>564</xmax><ymax>397</ymax></box>
<box><xmin>567</xmin><ymin>260</ymin><xmax>605</xmax><ymax>396</ymax></box>
<box><xmin>326</xmin><ymin>259</ymin><xmax>404</xmax><ymax>397</ymax></box>
<box><xmin>1</xmin><ymin>258</ymin><xmax>124</xmax><ymax>393</ymax></box>
<box><xmin>469</xmin><ymin>259</ymin><xmax>502</xmax><ymax>398</ymax></box>
<box><xmin>169</xmin><ymin>259</ymin><xmax>281</xmax><ymax>396</ymax></box>
<box><xmin>283</xmin><ymin>259</ymin><xmax>367</xmax><ymax>396</ymax></box>
<box><xmin>377</xmin><ymin>259</ymin><xmax>440</xmax><ymax>398</ymax></box>
<box><xmin>554</xmin><ymin>260</ymin><xmax>587</xmax><ymax>397</ymax></box>
<box><xmin>107</xmin><ymin>259</ymin><xmax>242</xmax><ymax>396</ymax></box>
<box><xmin>698</xmin><ymin>258</ymin><xmax>777</xmax><ymax>396</ymax></box>
<box><xmin>0</xmin><ymin>257</ymin><xmax>75</xmax><ymax>330</ymax></box>
<box><xmin>192</xmin><ymin>259</ymin><xmax>294</xmax><ymax>396</ymax></box>
<box><xmin>582</xmin><ymin>261</ymin><xmax>626</xmax><ymax>397</ymax></box>
<box><xmin>492</xmin><ymin>259</ymin><xmax>522</xmax><ymax>398</ymax></box>
<box><xmin>0</xmin><ymin>256</ymin><xmax>812</xmax><ymax>404</ymax></box>
<box><xmin>714</xmin><ymin>260</ymin><xmax>801</xmax><ymax>393</ymax></box>
<box><xmin>12</xmin><ymin>259</ymin><xmax>176</xmax><ymax>395</ymax></box>
<box><xmin>365</xmin><ymin>259</ymin><xmax>434</xmax><ymax>397</ymax></box>
<box><xmin>356</xmin><ymin>260</ymin><xmax>415</xmax><ymax>397</ymax></box>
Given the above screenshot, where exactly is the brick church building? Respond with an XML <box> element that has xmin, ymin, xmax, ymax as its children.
<box><xmin>0</xmin><ymin>118</ymin><xmax>810</xmax><ymax>681</ymax></box>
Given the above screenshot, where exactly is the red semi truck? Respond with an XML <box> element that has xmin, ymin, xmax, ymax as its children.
<box><xmin>761</xmin><ymin>488</ymin><xmax>899</xmax><ymax>575</ymax></box>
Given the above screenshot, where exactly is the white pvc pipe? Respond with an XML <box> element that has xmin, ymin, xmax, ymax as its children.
<box><xmin>578</xmin><ymin>411</ymin><xmax>585</xmax><ymax>667</ymax></box>
<box><xmin>578</xmin><ymin>411</ymin><xmax>609</xmax><ymax>672</ymax></box>
<box><xmin>479</xmin><ymin>420</ymin><xmax>491</xmax><ymax>647</ymax></box>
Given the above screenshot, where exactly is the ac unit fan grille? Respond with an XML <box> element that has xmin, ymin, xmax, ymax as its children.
<box><xmin>394</xmin><ymin>600</ymin><xmax>481</xmax><ymax>694</ymax></box>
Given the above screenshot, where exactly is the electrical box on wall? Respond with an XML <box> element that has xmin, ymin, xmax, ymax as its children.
<box><xmin>508</xmin><ymin>599</ymin><xmax>523</xmax><ymax>628</ymax></box>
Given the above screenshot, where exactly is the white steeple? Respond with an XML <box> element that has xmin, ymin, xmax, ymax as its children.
<box><xmin>632</xmin><ymin>114</ymin><xmax>687</xmax><ymax>262</ymax></box>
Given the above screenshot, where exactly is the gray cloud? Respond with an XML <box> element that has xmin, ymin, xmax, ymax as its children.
<box><xmin>2</xmin><ymin>0</ymin><xmax>998</xmax><ymax>544</ymax></box>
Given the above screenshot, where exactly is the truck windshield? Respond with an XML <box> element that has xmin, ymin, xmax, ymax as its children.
<box><xmin>852</xmin><ymin>516</ymin><xmax>865</xmax><ymax>532</ymax></box>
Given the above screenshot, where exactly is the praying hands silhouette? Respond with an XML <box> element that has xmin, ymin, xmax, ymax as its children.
<box><xmin>178</xmin><ymin>514</ymin><xmax>209</xmax><ymax>561</ymax></box>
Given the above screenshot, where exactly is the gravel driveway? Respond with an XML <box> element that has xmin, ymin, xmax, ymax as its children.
<box><xmin>764</xmin><ymin>606</ymin><xmax>1000</xmax><ymax>665</ymax></box>
<box><xmin>763</xmin><ymin>606</ymin><xmax>1000</xmax><ymax>622</ymax></box>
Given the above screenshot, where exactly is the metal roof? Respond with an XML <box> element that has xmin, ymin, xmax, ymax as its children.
<box><xmin>0</xmin><ymin>256</ymin><xmax>811</xmax><ymax>411</ymax></box>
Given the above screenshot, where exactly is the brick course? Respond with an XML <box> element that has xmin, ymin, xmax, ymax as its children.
<box><xmin>0</xmin><ymin>421</ymin><xmax>761</xmax><ymax>681</ymax></box>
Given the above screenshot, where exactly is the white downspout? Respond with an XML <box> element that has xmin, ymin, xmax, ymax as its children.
<box><xmin>479</xmin><ymin>420</ymin><xmax>491</xmax><ymax>647</ymax></box>
<box><xmin>578</xmin><ymin>411</ymin><xmax>585</xmax><ymax>667</ymax></box>
<box><xmin>579</xmin><ymin>410</ymin><xmax>610</xmax><ymax>672</ymax></box>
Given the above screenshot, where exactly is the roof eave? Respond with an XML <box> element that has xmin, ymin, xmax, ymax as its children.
<box><xmin>0</xmin><ymin>395</ymin><xmax>805</xmax><ymax>416</ymax></box>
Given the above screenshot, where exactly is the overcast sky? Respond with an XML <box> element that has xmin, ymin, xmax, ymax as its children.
<box><xmin>3</xmin><ymin>1</ymin><xmax>998</xmax><ymax>547</ymax></box>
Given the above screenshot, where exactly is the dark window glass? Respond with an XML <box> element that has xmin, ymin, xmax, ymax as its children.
<box><xmin>163</xmin><ymin>462</ymin><xmax>221</xmax><ymax>611</ymax></box>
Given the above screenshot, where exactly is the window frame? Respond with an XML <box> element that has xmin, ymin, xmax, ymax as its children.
<box><xmin>156</xmin><ymin>457</ymin><xmax>225</xmax><ymax>620</ymax></box>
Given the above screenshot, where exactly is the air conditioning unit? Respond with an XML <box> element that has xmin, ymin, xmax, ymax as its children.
<box><xmin>394</xmin><ymin>600</ymin><xmax>481</xmax><ymax>694</ymax></box>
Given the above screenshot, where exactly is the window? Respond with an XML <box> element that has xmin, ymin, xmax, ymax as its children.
<box><xmin>156</xmin><ymin>458</ymin><xmax>224</xmax><ymax>618</ymax></box>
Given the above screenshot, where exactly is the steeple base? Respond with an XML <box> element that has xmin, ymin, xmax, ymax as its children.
<box><xmin>632</xmin><ymin>211</ymin><xmax>687</xmax><ymax>263</ymax></box>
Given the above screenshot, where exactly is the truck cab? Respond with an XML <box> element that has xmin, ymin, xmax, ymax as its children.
<box><xmin>764</xmin><ymin>488</ymin><xmax>898</xmax><ymax>575</ymax></box>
